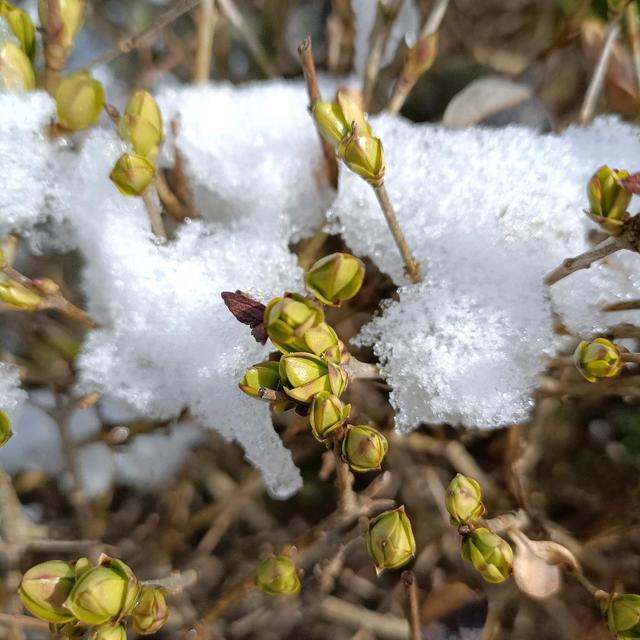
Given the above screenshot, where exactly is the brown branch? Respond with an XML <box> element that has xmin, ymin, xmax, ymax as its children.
<box><xmin>602</xmin><ymin>299</ymin><xmax>640</xmax><ymax>311</ymax></box>
<box><xmin>142</xmin><ymin>186</ymin><xmax>168</xmax><ymax>240</ymax></box>
<box><xmin>626</xmin><ymin>2</ymin><xmax>640</xmax><ymax>92</ymax></box>
<box><xmin>193</xmin><ymin>0</ymin><xmax>217</xmax><ymax>84</ymax></box>
<box><xmin>402</xmin><ymin>571</ymin><xmax>421</xmax><ymax>640</ymax></box>
<box><xmin>298</xmin><ymin>37</ymin><xmax>339</xmax><ymax>189</ymax></box>
<box><xmin>621</xmin><ymin>353</ymin><xmax>640</xmax><ymax>363</ymax></box>
<box><xmin>334</xmin><ymin>438</ymin><xmax>357</xmax><ymax>514</ymax></box>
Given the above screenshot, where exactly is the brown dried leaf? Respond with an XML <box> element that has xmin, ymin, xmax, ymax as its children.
<box><xmin>220</xmin><ymin>291</ymin><xmax>267</xmax><ymax>345</ymax></box>
<box><xmin>621</xmin><ymin>173</ymin><xmax>640</xmax><ymax>195</ymax></box>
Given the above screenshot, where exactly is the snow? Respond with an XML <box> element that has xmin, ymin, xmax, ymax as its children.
<box><xmin>0</xmin><ymin>362</ymin><xmax>26</xmax><ymax>422</ymax></box>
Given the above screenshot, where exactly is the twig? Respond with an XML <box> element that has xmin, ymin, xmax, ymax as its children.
<box><xmin>334</xmin><ymin>438</ymin><xmax>357</xmax><ymax>514</ymax></box>
<box><xmin>215</xmin><ymin>0</ymin><xmax>277</xmax><ymax>78</ymax></box>
<box><xmin>387</xmin><ymin>0</ymin><xmax>450</xmax><ymax>114</ymax></box>
<box><xmin>141</xmin><ymin>568</ymin><xmax>198</xmax><ymax>592</ymax></box>
<box><xmin>362</xmin><ymin>0</ymin><xmax>405</xmax><ymax>109</ymax></box>
<box><xmin>482</xmin><ymin>509</ymin><xmax>530</xmax><ymax>535</ymax></box>
<box><xmin>345</xmin><ymin>357</ymin><xmax>381</xmax><ymax>380</ymax></box>
<box><xmin>155</xmin><ymin>169</ymin><xmax>189</xmax><ymax>221</ymax></box>
<box><xmin>569</xmin><ymin>569</ymin><xmax>609</xmax><ymax>601</ymax></box>
<box><xmin>626</xmin><ymin>2</ymin><xmax>640</xmax><ymax>93</ymax></box>
<box><xmin>579</xmin><ymin>17</ymin><xmax>622</xmax><ymax>125</ymax></box>
<box><xmin>621</xmin><ymin>353</ymin><xmax>640</xmax><ymax>363</ymax></box>
<box><xmin>0</xmin><ymin>613</ymin><xmax>49</xmax><ymax>631</ymax></box>
<box><xmin>202</xmin><ymin>576</ymin><xmax>256</xmax><ymax>623</ymax></box>
<box><xmin>142</xmin><ymin>187</ymin><xmax>168</xmax><ymax>240</ymax></box>
<box><xmin>401</xmin><ymin>571</ymin><xmax>421</xmax><ymax>640</ymax></box>
<box><xmin>43</xmin><ymin>0</ymin><xmax>65</xmax><ymax>93</ymax></box>
<box><xmin>298</xmin><ymin>37</ymin><xmax>339</xmax><ymax>189</ymax></box>
<box><xmin>170</xmin><ymin>120</ymin><xmax>199</xmax><ymax>218</ymax></box>
<box><xmin>373</xmin><ymin>184</ymin><xmax>422</xmax><ymax>283</ymax></box>
<box><xmin>602</xmin><ymin>299</ymin><xmax>640</xmax><ymax>311</ymax></box>
<box><xmin>544</xmin><ymin>236</ymin><xmax>624</xmax><ymax>286</ymax></box>
<box><xmin>327</xmin><ymin>0</ymin><xmax>355</xmax><ymax>74</ymax></box>
<box><xmin>89</xmin><ymin>0</ymin><xmax>204</xmax><ymax>69</ymax></box>
<box><xmin>193</xmin><ymin>0</ymin><xmax>217</xmax><ymax>84</ymax></box>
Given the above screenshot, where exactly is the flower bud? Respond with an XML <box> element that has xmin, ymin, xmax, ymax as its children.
<box><xmin>367</xmin><ymin>506</ymin><xmax>416</xmax><ymax>575</ymax></box>
<box><xmin>0</xmin><ymin>2</ymin><xmax>36</xmax><ymax>60</ymax></box>
<box><xmin>587</xmin><ymin>165</ymin><xmax>632</xmax><ymax>235</ymax></box>
<box><xmin>279</xmin><ymin>353</ymin><xmax>347</xmax><ymax>403</ymax></box>
<box><xmin>304</xmin><ymin>252</ymin><xmax>365</xmax><ymax>307</ymax></box>
<box><xmin>131</xmin><ymin>587</ymin><xmax>169</xmax><ymax>635</ymax></box>
<box><xmin>0</xmin><ymin>42</ymin><xmax>34</xmax><ymax>92</ymax></box>
<box><xmin>404</xmin><ymin>32</ymin><xmax>438</xmax><ymax>81</ymax></box>
<box><xmin>74</xmin><ymin>557</ymin><xmax>92</xmax><ymax>580</ymax></box>
<box><xmin>38</xmin><ymin>0</ymin><xmax>85</xmax><ymax>52</ymax></box>
<box><xmin>255</xmin><ymin>555</ymin><xmax>300</xmax><ymax>596</ymax></box>
<box><xmin>0</xmin><ymin>279</ymin><xmax>44</xmax><ymax>310</ymax></box>
<box><xmin>336</xmin><ymin>89</ymin><xmax>371</xmax><ymax>137</ymax></box>
<box><xmin>65</xmin><ymin>557</ymin><xmax>139</xmax><ymax>625</ymax></box>
<box><xmin>19</xmin><ymin>560</ymin><xmax>76</xmax><ymax>623</ymax></box>
<box><xmin>338</xmin><ymin>134</ymin><xmax>385</xmax><ymax>187</ymax></box>
<box><xmin>445</xmin><ymin>474</ymin><xmax>485</xmax><ymax>525</ymax></box>
<box><xmin>110</xmin><ymin>153</ymin><xmax>155</xmax><ymax>197</ymax></box>
<box><xmin>303</xmin><ymin>322</ymin><xmax>348</xmax><ymax>364</ymax></box>
<box><xmin>119</xmin><ymin>90</ymin><xmax>164</xmax><ymax>161</ymax></box>
<box><xmin>461</xmin><ymin>528</ymin><xmax>513</xmax><ymax>584</ymax></box>
<box><xmin>55</xmin><ymin>71</ymin><xmax>105</xmax><ymax>131</ymax></box>
<box><xmin>264</xmin><ymin>293</ymin><xmax>324</xmax><ymax>353</ymax></box>
<box><xmin>309</xmin><ymin>391</ymin><xmax>350</xmax><ymax>441</ymax></box>
<box><xmin>89</xmin><ymin>624</ymin><xmax>127</xmax><ymax>640</ymax></box>
<box><xmin>603</xmin><ymin>593</ymin><xmax>640</xmax><ymax>639</ymax></box>
<box><xmin>0</xmin><ymin>408</ymin><xmax>12</xmax><ymax>447</ymax></box>
<box><xmin>574</xmin><ymin>337</ymin><xmax>624</xmax><ymax>383</ymax></box>
<box><xmin>239</xmin><ymin>360</ymin><xmax>281</xmax><ymax>398</ymax></box>
<box><xmin>342</xmin><ymin>425</ymin><xmax>388</xmax><ymax>472</ymax></box>
<box><xmin>313</xmin><ymin>101</ymin><xmax>349</xmax><ymax>147</ymax></box>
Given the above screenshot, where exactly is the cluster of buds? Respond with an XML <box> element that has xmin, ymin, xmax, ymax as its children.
<box><xmin>313</xmin><ymin>89</ymin><xmax>385</xmax><ymax>187</ymax></box>
<box><xmin>0</xmin><ymin>1</ymin><xmax>36</xmax><ymax>92</ymax></box>
<box><xmin>19</xmin><ymin>555</ymin><xmax>168</xmax><ymax>638</ymax></box>
<box><xmin>602</xmin><ymin>593</ymin><xmax>640</xmax><ymax>639</ymax></box>
<box><xmin>110</xmin><ymin>90</ymin><xmax>164</xmax><ymax>197</ymax></box>
<box><xmin>255</xmin><ymin>555</ymin><xmax>301</xmax><ymax>596</ymax></box>
<box><xmin>574</xmin><ymin>337</ymin><xmax>625</xmax><ymax>383</ymax></box>
<box><xmin>446</xmin><ymin>474</ymin><xmax>513</xmax><ymax>584</ymax></box>
<box><xmin>586</xmin><ymin>165</ymin><xmax>633</xmax><ymax>235</ymax></box>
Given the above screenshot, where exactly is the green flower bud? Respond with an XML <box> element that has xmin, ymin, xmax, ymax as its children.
<box><xmin>65</xmin><ymin>557</ymin><xmax>139</xmax><ymax>626</ymax></box>
<box><xmin>342</xmin><ymin>425</ymin><xmax>388</xmax><ymax>472</ymax></box>
<box><xmin>239</xmin><ymin>360</ymin><xmax>281</xmax><ymax>398</ymax></box>
<box><xmin>0</xmin><ymin>42</ymin><xmax>34</xmax><ymax>92</ymax></box>
<box><xmin>131</xmin><ymin>587</ymin><xmax>169</xmax><ymax>635</ymax></box>
<box><xmin>264</xmin><ymin>293</ymin><xmax>324</xmax><ymax>353</ymax></box>
<box><xmin>313</xmin><ymin>101</ymin><xmax>349</xmax><ymax>147</ymax></box>
<box><xmin>445</xmin><ymin>474</ymin><xmax>485</xmax><ymax>525</ymax></box>
<box><xmin>336</xmin><ymin>89</ymin><xmax>371</xmax><ymax>138</ymax></box>
<box><xmin>279</xmin><ymin>352</ymin><xmax>347</xmax><ymax>403</ymax></box>
<box><xmin>303</xmin><ymin>322</ymin><xmax>348</xmax><ymax>364</ymax></box>
<box><xmin>74</xmin><ymin>557</ymin><xmax>92</xmax><ymax>580</ymax></box>
<box><xmin>0</xmin><ymin>2</ymin><xmax>36</xmax><ymax>60</ymax></box>
<box><xmin>38</xmin><ymin>0</ymin><xmax>85</xmax><ymax>52</ymax></box>
<box><xmin>255</xmin><ymin>555</ymin><xmax>300</xmax><ymax>596</ymax></box>
<box><xmin>367</xmin><ymin>506</ymin><xmax>416</xmax><ymax>575</ymax></box>
<box><xmin>19</xmin><ymin>560</ymin><xmax>76</xmax><ymax>623</ymax></box>
<box><xmin>604</xmin><ymin>593</ymin><xmax>640</xmax><ymax>639</ymax></box>
<box><xmin>461</xmin><ymin>528</ymin><xmax>513</xmax><ymax>584</ymax></box>
<box><xmin>574</xmin><ymin>338</ymin><xmax>624</xmax><ymax>383</ymax></box>
<box><xmin>587</xmin><ymin>165</ymin><xmax>632</xmax><ymax>235</ymax></box>
<box><xmin>309</xmin><ymin>391</ymin><xmax>350</xmax><ymax>441</ymax></box>
<box><xmin>0</xmin><ymin>279</ymin><xmax>44</xmax><ymax>310</ymax></box>
<box><xmin>89</xmin><ymin>624</ymin><xmax>127</xmax><ymax>640</ymax></box>
<box><xmin>338</xmin><ymin>134</ymin><xmax>385</xmax><ymax>187</ymax></box>
<box><xmin>55</xmin><ymin>71</ymin><xmax>105</xmax><ymax>131</ymax></box>
<box><xmin>110</xmin><ymin>153</ymin><xmax>155</xmax><ymax>197</ymax></box>
<box><xmin>403</xmin><ymin>32</ymin><xmax>438</xmax><ymax>82</ymax></box>
<box><xmin>304</xmin><ymin>252</ymin><xmax>365</xmax><ymax>307</ymax></box>
<box><xmin>0</xmin><ymin>408</ymin><xmax>12</xmax><ymax>447</ymax></box>
<box><xmin>119</xmin><ymin>90</ymin><xmax>164</xmax><ymax>161</ymax></box>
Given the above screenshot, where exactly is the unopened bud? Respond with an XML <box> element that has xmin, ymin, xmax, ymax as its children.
<box><xmin>461</xmin><ymin>528</ymin><xmax>513</xmax><ymax>584</ymax></box>
<box><xmin>367</xmin><ymin>506</ymin><xmax>416</xmax><ymax>575</ymax></box>
<box><xmin>404</xmin><ymin>32</ymin><xmax>438</xmax><ymax>80</ymax></box>
<box><xmin>38</xmin><ymin>0</ymin><xmax>85</xmax><ymax>52</ymax></box>
<box><xmin>304</xmin><ymin>252</ymin><xmax>365</xmax><ymax>307</ymax></box>
<box><xmin>574</xmin><ymin>338</ymin><xmax>624</xmax><ymax>383</ymax></box>
<box><xmin>19</xmin><ymin>560</ymin><xmax>76</xmax><ymax>623</ymax></box>
<box><xmin>131</xmin><ymin>587</ymin><xmax>168</xmax><ymax>635</ymax></box>
<box><xmin>313</xmin><ymin>101</ymin><xmax>349</xmax><ymax>147</ymax></box>
<box><xmin>55</xmin><ymin>71</ymin><xmax>105</xmax><ymax>131</ymax></box>
<box><xmin>342</xmin><ymin>425</ymin><xmax>388</xmax><ymax>472</ymax></box>
<box><xmin>89</xmin><ymin>624</ymin><xmax>127</xmax><ymax>640</ymax></box>
<box><xmin>338</xmin><ymin>133</ymin><xmax>385</xmax><ymax>187</ymax></box>
<box><xmin>119</xmin><ymin>90</ymin><xmax>164</xmax><ymax>161</ymax></box>
<box><xmin>445</xmin><ymin>474</ymin><xmax>485</xmax><ymax>525</ymax></box>
<box><xmin>587</xmin><ymin>165</ymin><xmax>631</xmax><ymax>235</ymax></box>
<box><xmin>0</xmin><ymin>279</ymin><xmax>44</xmax><ymax>310</ymax></box>
<box><xmin>239</xmin><ymin>361</ymin><xmax>281</xmax><ymax>398</ymax></box>
<box><xmin>603</xmin><ymin>593</ymin><xmax>640</xmax><ymax>639</ymax></box>
<box><xmin>309</xmin><ymin>391</ymin><xmax>350</xmax><ymax>441</ymax></box>
<box><xmin>0</xmin><ymin>2</ymin><xmax>36</xmax><ymax>60</ymax></box>
<box><xmin>279</xmin><ymin>353</ymin><xmax>347</xmax><ymax>403</ymax></box>
<box><xmin>264</xmin><ymin>293</ymin><xmax>324</xmax><ymax>353</ymax></box>
<box><xmin>0</xmin><ymin>408</ymin><xmax>12</xmax><ymax>447</ymax></box>
<box><xmin>0</xmin><ymin>42</ymin><xmax>34</xmax><ymax>92</ymax></box>
<box><xmin>255</xmin><ymin>555</ymin><xmax>300</xmax><ymax>596</ymax></box>
<box><xmin>65</xmin><ymin>556</ymin><xmax>139</xmax><ymax>625</ymax></box>
<box><xmin>110</xmin><ymin>153</ymin><xmax>155</xmax><ymax>197</ymax></box>
<box><xmin>303</xmin><ymin>322</ymin><xmax>348</xmax><ymax>363</ymax></box>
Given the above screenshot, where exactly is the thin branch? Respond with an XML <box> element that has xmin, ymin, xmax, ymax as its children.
<box><xmin>626</xmin><ymin>2</ymin><xmax>640</xmax><ymax>93</ymax></box>
<box><xmin>142</xmin><ymin>186</ymin><xmax>168</xmax><ymax>240</ymax></box>
<box><xmin>579</xmin><ymin>17</ymin><xmax>622</xmax><ymax>125</ymax></box>
<box><xmin>215</xmin><ymin>0</ymin><xmax>277</xmax><ymax>78</ymax></box>
<box><xmin>193</xmin><ymin>0</ymin><xmax>217</xmax><ymax>84</ymax></box>
<box><xmin>544</xmin><ymin>236</ymin><xmax>624</xmax><ymax>286</ymax></box>
<box><xmin>334</xmin><ymin>438</ymin><xmax>357</xmax><ymax>514</ymax></box>
<box><xmin>602</xmin><ymin>298</ymin><xmax>640</xmax><ymax>311</ymax></box>
<box><xmin>345</xmin><ymin>357</ymin><xmax>381</xmax><ymax>380</ymax></box>
<box><xmin>401</xmin><ymin>571</ymin><xmax>421</xmax><ymax>640</ymax></box>
<box><xmin>362</xmin><ymin>0</ymin><xmax>405</xmax><ymax>109</ymax></box>
<box><xmin>621</xmin><ymin>352</ymin><xmax>640</xmax><ymax>363</ymax></box>
<box><xmin>298</xmin><ymin>37</ymin><xmax>339</xmax><ymax>189</ymax></box>
<box><xmin>373</xmin><ymin>184</ymin><xmax>422</xmax><ymax>283</ymax></box>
